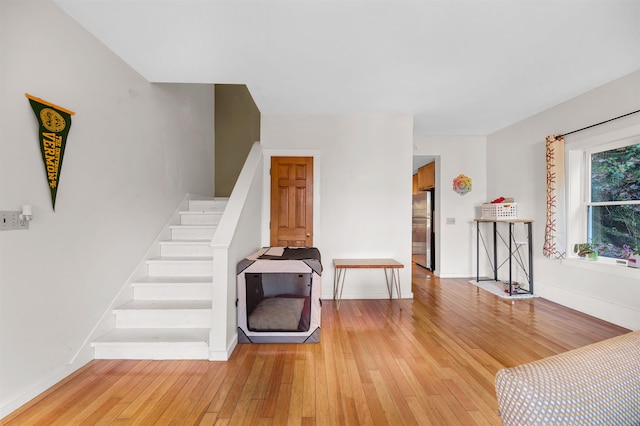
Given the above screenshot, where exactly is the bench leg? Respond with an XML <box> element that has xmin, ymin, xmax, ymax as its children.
<box><xmin>384</xmin><ymin>268</ymin><xmax>401</xmax><ymax>300</ymax></box>
<box><xmin>333</xmin><ymin>268</ymin><xmax>347</xmax><ymax>311</ymax></box>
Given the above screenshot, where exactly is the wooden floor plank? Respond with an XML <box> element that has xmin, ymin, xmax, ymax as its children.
<box><xmin>300</xmin><ymin>347</ymin><xmax>316</xmax><ymax>419</ymax></box>
<box><xmin>2</xmin><ymin>265</ymin><xmax>630</xmax><ymax>425</ymax></box>
<box><xmin>361</xmin><ymin>382</ymin><xmax>389</xmax><ymax>426</ymax></box>
<box><xmin>63</xmin><ymin>360</ymin><xmax>157</xmax><ymax>425</ymax></box>
<box><xmin>123</xmin><ymin>360</ymin><xmax>196</xmax><ymax>424</ymax></box>
<box><xmin>179</xmin><ymin>362</ymin><xmax>228</xmax><ymax>425</ymax></box>
<box><xmin>207</xmin><ymin>346</ymin><xmax>257</xmax><ymax>417</ymax></box>
<box><xmin>257</xmin><ymin>351</ymin><xmax>286</xmax><ymax>418</ymax></box>
<box><xmin>155</xmin><ymin>361</ymin><xmax>211</xmax><ymax>425</ymax></box>
<box><xmin>271</xmin><ymin>383</ymin><xmax>292</xmax><ymax>425</ymax></box>
<box><xmin>312</xmin><ymin>351</ymin><xmax>331</xmax><ymax>426</ymax></box>
<box><xmin>286</xmin><ymin>358</ymin><xmax>306</xmax><ymax>424</ymax></box>
<box><xmin>2</xmin><ymin>360</ymin><xmax>120</xmax><ymax>425</ymax></box>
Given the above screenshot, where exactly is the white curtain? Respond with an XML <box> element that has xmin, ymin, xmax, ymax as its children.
<box><xmin>543</xmin><ymin>135</ymin><xmax>566</xmax><ymax>258</ymax></box>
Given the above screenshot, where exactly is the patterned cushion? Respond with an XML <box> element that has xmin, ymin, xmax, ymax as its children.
<box><xmin>495</xmin><ymin>330</ymin><xmax>640</xmax><ymax>425</ymax></box>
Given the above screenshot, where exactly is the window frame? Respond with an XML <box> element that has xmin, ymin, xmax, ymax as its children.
<box><xmin>565</xmin><ymin>123</ymin><xmax>640</xmax><ymax>265</ymax></box>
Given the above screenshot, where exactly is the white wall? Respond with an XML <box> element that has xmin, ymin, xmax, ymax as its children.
<box><xmin>412</xmin><ymin>137</ymin><xmax>487</xmax><ymax>277</ymax></box>
<box><xmin>0</xmin><ymin>0</ymin><xmax>214</xmax><ymax>415</ymax></box>
<box><xmin>486</xmin><ymin>70</ymin><xmax>640</xmax><ymax>331</ymax></box>
<box><xmin>260</xmin><ymin>114</ymin><xmax>414</xmax><ymax>300</ymax></box>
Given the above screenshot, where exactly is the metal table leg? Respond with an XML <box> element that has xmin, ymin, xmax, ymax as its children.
<box><xmin>333</xmin><ymin>267</ymin><xmax>347</xmax><ymax>311</ymax></box>
<box><xmin>384</xmin><ymin>268</ymin><xmax>401</xmax><ymax>300</ymax></box>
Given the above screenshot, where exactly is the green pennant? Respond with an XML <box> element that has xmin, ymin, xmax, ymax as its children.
<box><xmin>26</xmin><ymin>94</ymin><xmax>75</xmax><ymax>211</ymax></box>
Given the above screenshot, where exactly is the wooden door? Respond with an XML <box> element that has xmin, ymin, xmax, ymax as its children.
<box><xmin>270</xmin><ymin>156</ymin><xmax>313</xmax><ymax>247</ymax></box>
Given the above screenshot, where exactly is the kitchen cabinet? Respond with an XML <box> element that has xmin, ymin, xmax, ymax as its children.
<box><xmin>417</xmin><ymin>162</ymin><xmax>435</xmax><ymax>190</ymax></box>
<box><xmin>412</xmin><ymin>174</ymin><xmax>419</xmax><ymax>194</ymax></box>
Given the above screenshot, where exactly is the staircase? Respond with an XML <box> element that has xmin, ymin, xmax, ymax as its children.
<box><xmin>92</xmin><ymin>198</ymin><xmax>228</xmax><ymax>360</ymax></box>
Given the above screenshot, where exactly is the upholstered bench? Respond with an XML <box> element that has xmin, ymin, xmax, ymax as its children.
<box><xmin>495</xmin><ymin>330</ymin><xmax>640</xmax><ymax>425</ymax></box>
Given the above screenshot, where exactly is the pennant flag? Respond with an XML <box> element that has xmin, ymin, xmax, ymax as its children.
<box><xmin>25</xmin><ymin>93</ymin><xmax>75</xmax><ymax>210</ymax></box>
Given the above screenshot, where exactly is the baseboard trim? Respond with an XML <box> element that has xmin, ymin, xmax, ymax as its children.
<box><xmin>209</xmin><ymin>335</ymin><xmax>238</xmax><ymax>361</ymax></box>
<box><xmin>436</xmin><ymin>273</ymin><xmax>474</xmax><ymax>278</ymax></box>
<box><xmin>0</xmin><ymin>356</ymin><xmax>92</xmax><ymax>419</ymax></box>
<box><xmin>320</xmin><ymin>292</ymin><xmax>414</xmax><ymax>300</ymax></box>
<box><xmin>535</xmin><ymin>279</ymin><xmax>639</xmax><ymax>330</ymax></box>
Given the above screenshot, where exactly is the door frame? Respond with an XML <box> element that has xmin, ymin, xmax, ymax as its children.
<box><xmin>261</xmin><ymin>149</ymin><xmax>322</xmax><ymax>248</ymax></box>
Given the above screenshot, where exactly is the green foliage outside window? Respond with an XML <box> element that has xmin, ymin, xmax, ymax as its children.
<box><xmin>590</xmin><ymin>143</ymin><xmax>640</xmax><ymax>259</ymax></box>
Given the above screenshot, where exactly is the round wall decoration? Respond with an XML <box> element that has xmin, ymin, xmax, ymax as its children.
<box><xmin>453</xmin><ymin>174</ymin><xmax>472</xmax><ymax>195</ymax></box>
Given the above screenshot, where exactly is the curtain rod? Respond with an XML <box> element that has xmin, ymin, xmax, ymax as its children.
<box><xmin>561</xmin><ymin>109</ymin><xmax>640</xmax><ymax>137</ymax></box>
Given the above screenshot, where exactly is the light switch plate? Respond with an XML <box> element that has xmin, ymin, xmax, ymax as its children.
<box><xmin>446</xmin><ymin>217</ymin><xmax>456</xmax><ymax>225</ymax></box>
<box><xmin>0</xmin><ymin>211</ymin><xmax>29</xmax><ymax>230</ymax></box>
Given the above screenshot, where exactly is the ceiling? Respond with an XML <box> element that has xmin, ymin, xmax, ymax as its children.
<box><xmin>53</xmin><ymin>0</ymin><xmax>640</xmax><ymax>136</ymax></box>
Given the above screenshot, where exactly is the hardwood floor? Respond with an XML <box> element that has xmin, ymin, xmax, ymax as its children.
<box><xmin>2</xmin><ymin>264</ymin><xmax>629</xmax><ymax>425</ymax></box>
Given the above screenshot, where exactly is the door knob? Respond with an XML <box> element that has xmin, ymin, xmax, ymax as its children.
<box><xmin>306</xmin><ymin>233</ymin><xmax>311</xmax><ymax>237</ymax></box>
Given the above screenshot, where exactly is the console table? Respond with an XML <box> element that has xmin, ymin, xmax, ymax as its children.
<box><xmin>332</xmin><ymin>258</ymin><xmax>404</xmax><ymax>310</ymax></box>
<box><xmin>474</xmin><ymin>219</ymin><xmax>534</xmax><ymax>296</ymax></box>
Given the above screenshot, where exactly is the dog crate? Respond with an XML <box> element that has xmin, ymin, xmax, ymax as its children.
<box><xmin>237</xmin><ymin>247</ymin><xmax>322</xmax><ymax>344</ymax></box>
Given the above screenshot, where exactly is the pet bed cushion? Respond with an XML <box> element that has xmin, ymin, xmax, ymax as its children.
<box><xmin>248</xmin><ymin>297</ymin><xmax>305</xmax><ymax>331</ymax></box>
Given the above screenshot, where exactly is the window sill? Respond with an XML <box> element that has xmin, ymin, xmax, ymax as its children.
<box><xmin>561</xmin><ymin>257</ymin><xmax>640</xmax><ymax>279</ymax></box>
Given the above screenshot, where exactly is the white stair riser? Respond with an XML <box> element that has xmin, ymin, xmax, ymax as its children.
<box><xmin>160</xmin><ymin>243</ymin><xmax>213</xmax><ymax>257</ymax></box>
<box><xmin>115</xmin><ymin>309</ymin><xmax>211</xmax><ymax>328</ymax></box>
<box><xmin>171</xmin><ymin>226</ymin><xmax>216</xmax><ymax>240</ymax></box>
<box><xmin>133</xmin><ymin>283</ymin><xmax>212</xmax><ymax>300</ymax></box>
<box><xmin>180</xmin><ymin>212</ymin><xmax>222</xmax><ymax>225</ymax></box>
<box><xmin>93</xmin><ymin>344</ymin><xmax>209</xmax><ymax>360</ymax></box>
<box><xmin>147</xmin><ymin>262</ymin><xmax>212</xmax><ymax>277</ymax></box>
<box><xmin>189</xmin><ymin>199</ymin><xmax>228</xmax><ymax>212</ymax></box>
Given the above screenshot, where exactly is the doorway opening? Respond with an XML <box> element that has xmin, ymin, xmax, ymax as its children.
<box><xmin>412</xmin><ymin>156</ymin><xmax>436</xmax><ymax>271</ymax></box>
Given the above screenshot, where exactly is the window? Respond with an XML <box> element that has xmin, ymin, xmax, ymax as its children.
<box><xmin>587</xmin><ymin>142</ymin><xmax>640</xmax><ymax>259</ymax></box>
<box><xmin>567</xmin><ymin>126</ymin><xmax>640</xmax><ymax>263</ymax></box>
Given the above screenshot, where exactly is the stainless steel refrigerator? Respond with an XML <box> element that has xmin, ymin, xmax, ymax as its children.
<box><xmin>412</xmin><ymin>191</ymin><xmax>434</xmax><ymax>270</ymax></box>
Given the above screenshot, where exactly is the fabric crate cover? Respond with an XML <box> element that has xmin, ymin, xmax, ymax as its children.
<box><xmin>237</xmin><ymin>247</ymin><xmax>322</xmax><ymax>343</ymax></box>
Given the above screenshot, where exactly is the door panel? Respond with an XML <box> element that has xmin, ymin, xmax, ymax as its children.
<box><xmin>270</xmin><ymin>157</ymin><xmax>313</xmax><ymax>247</ymax></box>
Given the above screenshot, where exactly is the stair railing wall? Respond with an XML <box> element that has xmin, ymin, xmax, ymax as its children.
<box><xmin>209</xmin><ymin>141</ymin><xmax>264</xmax><ymax>360</ymax></box>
